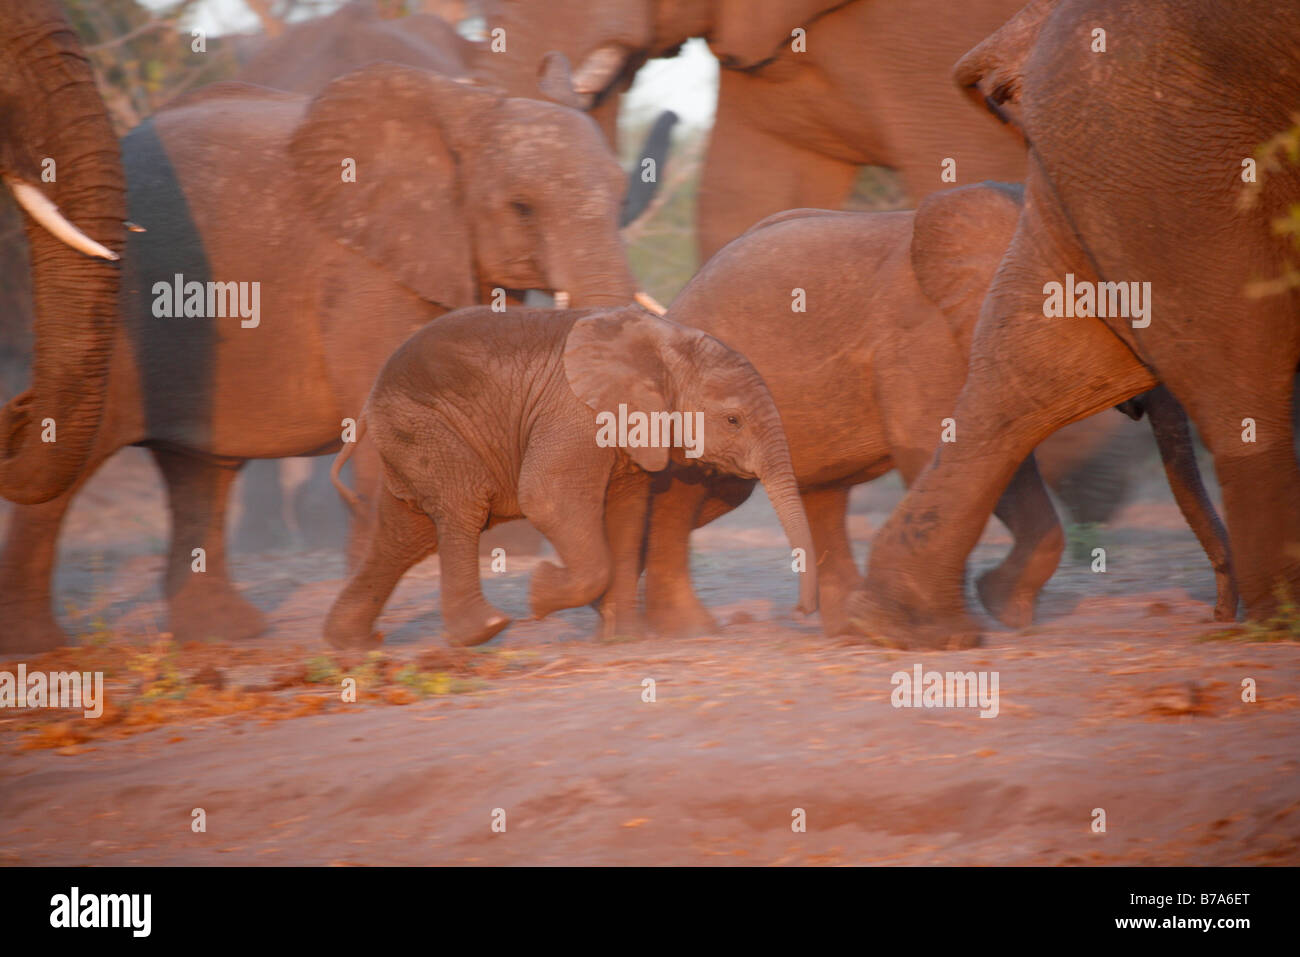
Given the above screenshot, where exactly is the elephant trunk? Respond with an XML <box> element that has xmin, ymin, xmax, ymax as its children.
<box><xmin>0</xmin><ymin>6</ymin><xmax>125</xmax><ymax>505</ymax></box>
<box><xmin>754</xmin><ymin>432</ymin><xmax>819</xmax><ymax>616</ymax></box>
<box><xmin>620</xmin><ymin>110</ymin><xmax>678</xmax><ymax>228</ymax></box>
<box><xmin>548</xmin><ymin>233</ymin><xmax>639</xmax><ymax>309</ymax></box>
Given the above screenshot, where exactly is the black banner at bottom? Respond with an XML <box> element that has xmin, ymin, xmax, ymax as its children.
<box><xmin>0</xmin><ymin>866</ymin><xmax>1287</xmax><ymax>944</ymax></box>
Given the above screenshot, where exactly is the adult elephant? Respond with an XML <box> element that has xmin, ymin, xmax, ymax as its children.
<box><xmin>0</xmin><ymin>62</ymin><xmax>650</xmax><ymax>653</ymax></box>
<box><xmin>850</xmin><ymin>0</ymin><xmax>1300</xmax><ymax>648</ymax></box>
<box><xmin>233</xmin><ymin>1</ymin><xmax>676</xmax><ymax>227</ymax></box>
<box><xmin>479</xmin><ymin>0</ymin><xmax>1027</xmax><ymax>261</ymax></box>
<box><xmin>0</xmin><ymin>0</ymin><xmax>125</xmax><ymax>504</ymax></box>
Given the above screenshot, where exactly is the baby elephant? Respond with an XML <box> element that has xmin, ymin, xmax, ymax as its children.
<box><xmin>325</xmin><ymin>305</ymin><xmax>817</xmax><ymax>648</ymax></box>
<box><xmin>642</xmin><ymin>182</ymin><xmax>1236</xmax><ymax>638</ymax></box>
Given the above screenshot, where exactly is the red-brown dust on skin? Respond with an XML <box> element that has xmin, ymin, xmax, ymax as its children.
<box><xmin>1</xmin><ymin>449</ymin><xmax>1297</xmax><ymax>865</ymax></box>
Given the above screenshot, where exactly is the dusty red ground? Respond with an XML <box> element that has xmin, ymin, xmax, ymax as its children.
<box><xmin>2</xmin><ymin>447</ymin><xmax>1298</xmax><ymax>865</ymax></box>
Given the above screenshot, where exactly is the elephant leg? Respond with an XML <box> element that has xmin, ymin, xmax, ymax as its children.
<box><xmin>433</xmin><ymin>502</ymin><xmax>511</xmax><ymax>648</ymax></box>
<box><xmin>512</xmin><ymin>436</ymin><xmax>613</xmax><ymax>622</ymax></box>
<box><xmin>802</xmin><ymin>485</ymin><xmax>862</xmax><ymax>636</ymax></box>
<box><xmin>1042</xmin><ymin>416</ymin><xmax>1149</xmax><ymax>526</ymax></box>
<box><xmin>885</xmin><ymin>426</ymin><xmax>1067</xmax><ymax>630</ymax></box>
<box><xmin>1143</xmin><ymin>385</ymin><xmax>1238</xmax><ymax>621</ymax></box>
<box><xmin>232</xmin><ymin>458</ymin><xmax>292</xmax><ymax>553</ymax></box>
<box><xmin>868</xmin><ymin>362</ymin><xmax>1063</xmax><ymax>631</ymax></box>
<box><xmin>1161</xmin><ymin>365</ymin><xmax>1300</xmax><ymax>619</ymax></box>
<box><xmin>293</xmin><ymin>456</ymin><xmax>350</xmax><ymax>552</ymax></box>
<box><xmin>342</xmin><ymin>436</ymin><xmax>382</xmax><ymax>571</ymax></box>
<box><xmin>0</xmin><ymin>447</ymin><xmax>118</xmax><ymax>653</ymax></box>
<box><xmin>977</xmin><ymin>456</ymin><xmax>1066</xmax><ymax>629</ymax></box>
<box><xmin>850</xmin><ymin>229</ymin><xmax>1157</xmax><ymax>647</ymax></box>
<box><xmin>596</xmin><ymin>469</ymin><xmax>652</xmax><ymax>640</ymax></box>
<box><xmin>324</xmin><ymin>485</ymin><xmax>440</xmax><ymax>649</ymax></box>
<box><xmin>697</xmin><ymin>74</ymin><xmax>859</xmax><ymax>262</ymax></box>
<box><xmin>150</xmin><ymin>448</ymin><xmax>266</xmax><ymax>642</ymax></box>
<box><xmin>523</xmin><ymin>504</ymin><xmax>612</xmax><ymax>623</ymax></box>
<box><xmin>642</xmin><ymin>472</ymin><xmax>757</xmax><ymax>637</ymax></box>
<box><xmin>643</xmin><ymin>473</ymin><xmax>718</xmax><ymax>638</ymax></box>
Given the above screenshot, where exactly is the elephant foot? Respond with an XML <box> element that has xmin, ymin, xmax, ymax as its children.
<box><xmin>596</xmin><ymin>602</ymin><xmax>647</xmax><ymax>642</ymax></box>
<box><xmin>816</xmin><ymin>576</ymin><xmax>865</xmax><ymax>637</ymax></box>
<box><xmin>975</xmin><ymin>566</ymin><xmax>1036</xmax><ymax>630</ymax></box>
<box><xmin>528</xmin><ymin>560</ymin><xmax>605</xmax><ymax>620</ymax></box>
<box><xmin>645</xmin><ymin>593</ymin><xmax>719</xmax><ymax>639</ymax></box>
<box><xmin>1212</xmin><ymin>567</ymin><xmax>1239</xmax><ymax>622</ymax></box>
<box><xmin>323</xmin><ymin>599</ymin><xmax>384</xmax><ymax>650</ymax></box>
<box><xmin>0</xmin><ymin>599</ymin><xmax>68</xmax><ymax>654</ymax></box>
<box><xmin>168</xmin><ymin>585</ymin><xmax>267</xmax><ymax>643</ymax></box>
<box><xmin>842</xmin><ymin>585</ymin><xmax>981</xmax><ymax>650</ymax></box>
<box><xmin>445</xmin><ymin>611</ymin><xmax>512</xmax><ymax>647</ymax></box>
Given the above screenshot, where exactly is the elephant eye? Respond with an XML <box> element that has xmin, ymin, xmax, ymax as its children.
<box><xmin>511</xmin><ymin>200</ymin><xmax>534</xmax><ymax>219</ymax></box>
<box><xmin>725</xmin><ymin>414</ymin><xmax>742</xmax><ymax>430</ymax></box>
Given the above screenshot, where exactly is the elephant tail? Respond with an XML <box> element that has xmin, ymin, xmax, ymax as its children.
<box><xmin>331</xmin><ymin>415</ymin><xmax>368</xmax><ymax>515</ymax></box>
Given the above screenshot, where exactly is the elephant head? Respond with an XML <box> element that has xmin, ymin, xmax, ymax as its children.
<box><xmin>234</xmin><ymin>4</ymin><xmax>677</xmax><ymax>232</ymax></box>
<box><xmin>563</xmin><ymin>307</ymin><xmax>818</xmax><ymax>613</ymax></box>
<box><xmin>477</xmin><ymin>0</ymin><xmax>855</xmax><ymax>127</ymax></box>
<box><xmin>236</xmin><ymin>0</ymin><xmax>475</xmax><ymax>95</ymax></box>
<box><xmin>708</xmin><ymin>0</ymin><xmax>860</xmax><ymax>68</ymax></box>
<box><xmin>288</xmin><ymin>62</ymin><xmax>641</xmax><ymax>310</ymax></box>
<box><xmin>476</xmin><ymin>0</ymin><xmax>663</xmax><ymax>131</ymax></box>
<box><xmin>909</xmin><ymin>181</ymin><xmax>1024</xmax><ymax>355</ymax></box>
<box><xmin>0</xmin><ymin>0</ymin><xmax>125</xmax><ymax>505</ymax></box>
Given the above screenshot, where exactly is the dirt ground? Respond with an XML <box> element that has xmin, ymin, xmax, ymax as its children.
<box><xmin>2</xmin><ymin>444</ymin><xmax>1299</xmax><ymax>865</ymax></box>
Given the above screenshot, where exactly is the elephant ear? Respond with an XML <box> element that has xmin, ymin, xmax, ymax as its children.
<box><xmin>712</xmin><ymin>0</ymin><xmax>847</xmax><ymax>68</ymax></box>
<box><xmin>952</xmin><ymin>0</ymin><xmax>1054</xmax><ymax>130</ymax></box>
<box><xmin>563</xmin><ymin>307</ymin><xmax>697</xmax><ymax>472</ymax></box>
<box><xmin>288</xmin><ymin>63</ymin><xmax>499</xmax><ymax>309</ymax></box>
<box><xmin>910</xmin><ymin>182</ymin><xmax>1024</xmax><ymax>354</ymax></box>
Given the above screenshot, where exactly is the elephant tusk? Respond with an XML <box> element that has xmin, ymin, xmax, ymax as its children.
<box><xmin>4</xmin><ymin>176</ymin><xmax>120</xmax><ymax>261</ymax></box>
<box><xmin>570</xmin><ymin>44</ymin><xmax>627</xmax><ymax>95</ymax></box>
<box><xmin>634</xmin><ymin>291</ymin><xmax>666</xmax><ymax>316</ymax></box>
<box><xmin>553</xmin><ymin>290</ymin><xmax>571</xmax><ymax>309</ymax></box>
<box><xmin>4</xmin><ymin>176</ymin><xmax>119</xmax><ymax>261</ymax></box>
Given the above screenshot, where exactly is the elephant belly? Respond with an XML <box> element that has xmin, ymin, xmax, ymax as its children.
<box><xmin>121</xmin><ymin>271</ymin><xmax>343</xmax><ymax>459</ymax></box>
<box><xmin>790</xmin><ymin>429</ymin><xmax>892</xmax><ymax>490</ymax></box>
<box><xmin>770</xmin><ymin>377</ymin><xmax>889</xmax><ymax>489</ymax></box>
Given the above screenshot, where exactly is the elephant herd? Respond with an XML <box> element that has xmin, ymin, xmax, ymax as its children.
<box><xmin>0</xmin><ymin>0</ymin><xmax>1296</xmax><ymax>655</ymax></box>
